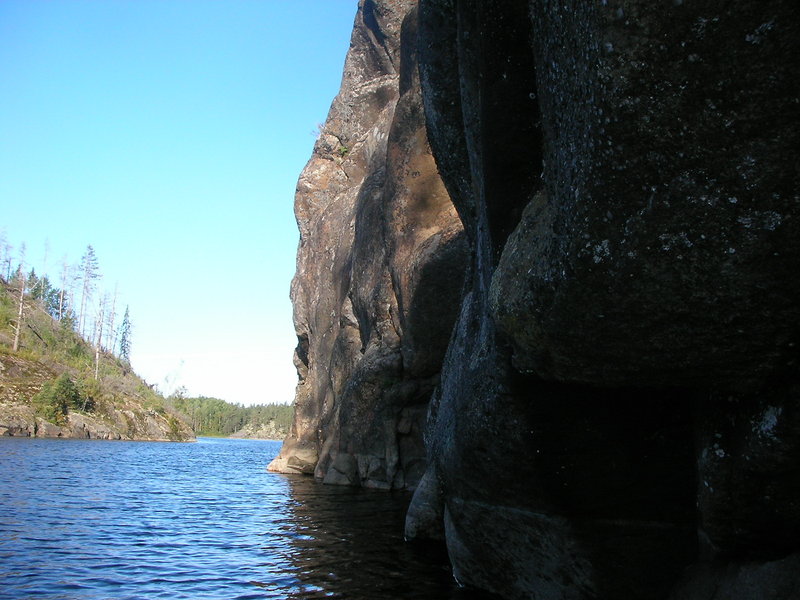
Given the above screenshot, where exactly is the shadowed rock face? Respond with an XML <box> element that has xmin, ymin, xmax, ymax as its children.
<box><xmin>268</xmin><ymin>1</ymin><xmax>466</xmax><ymax>490</ymax></box>
<box><xmin>407</xmin><ymin>0</ymin><xmax>800</xmax><ymax>599</ymax></box>
<box><xmin>272</xmin><ymin>0</ymin><xmax>799</xmax><ymax>597</ymax></box>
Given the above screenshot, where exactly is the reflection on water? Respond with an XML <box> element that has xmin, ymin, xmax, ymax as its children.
<box><xmin>260</xmin><ymin>473</ymin><xmax>479</xmax><ymax>600</ymax></box>
<box><xmin>0</xmin><ymin>437</ymin><xmax>492</xmax><ymax>599</ymax></box>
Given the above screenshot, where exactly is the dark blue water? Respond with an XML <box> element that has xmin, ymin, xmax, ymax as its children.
<box><xmin>0</xmin><ymin>437</ymin><xmax>479</xmax><ymax>600</ymax></box>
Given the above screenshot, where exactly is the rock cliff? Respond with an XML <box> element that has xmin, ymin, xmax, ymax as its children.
<box><xmin>407</xmin><ymin>0</ymin><xmax>800</xmax><ymax>599</ymax></box>
<box><xmin>268</xmin><ymin>0</ymin><xmax>466</xmax><ymax>489</ymax></box>
<box><xmin>273</xmin><ymin>0</ymin><xmax>800</xmax><ymax>598</ymax></box>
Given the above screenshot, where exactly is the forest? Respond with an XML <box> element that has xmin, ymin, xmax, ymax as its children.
<box><xmin>0</xmin><ymin>235</ymin><xmax>131</xmax><ymax>373</ymax></box>
<box><xmin>0</xmin><ymin>233</ymin><xmax>184</xmax><ymax>431</ymax></box>
<box><xmin>167</xmin><ymin>394</ymin><xmax>293</xmax><ymax>438</ymax></box>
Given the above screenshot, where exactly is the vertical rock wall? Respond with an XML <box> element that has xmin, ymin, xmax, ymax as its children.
<box><xmin>269</xmin><ymin>0</ymin><xmax>466</xmax><ymax>490</ymax></box>
<box><xmin>271</xmin><ymin>0</ymin><xmax>800</xmax><ymax>598</ymax></box>
<box><xmin>407</xmin><ymin>0</ymin><xmax>800</xmax><ymax>599</ymax></box>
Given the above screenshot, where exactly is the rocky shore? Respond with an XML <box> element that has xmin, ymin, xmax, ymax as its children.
<box><xmin>0</xmin><ymin>354</ymin><xmax>193</xmax><ymax>442</ymax></box>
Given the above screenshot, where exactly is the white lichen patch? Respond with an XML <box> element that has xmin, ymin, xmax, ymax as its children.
<box><xmin>658</xmin><ymin>232</ymin><xmax>693</xmax><ymax>252</ymax></box>
<box><xmin>737</xmin><ymin>211</ymin><xmax>782</xmax><ymax>231</ymax></box>
<box><xmin>736</xmin><ymin>155</ymin><xmax>758</xmax><ymax>190</ymax></box>
<box><xmin>592</xmin><ymin>239</ymin><xmax>611</xmax><ymax>263</ymax></box>
<box><xmin>756</xmin><ymin>405</ymin><xmax>782</xmax><ymax>440</ymax></box>
<box><xmin>745</xmin><ymin>20</ymin><xmax>776</xmax><ymax>44</ymax></box>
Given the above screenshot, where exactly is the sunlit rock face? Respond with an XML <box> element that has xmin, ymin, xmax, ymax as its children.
<box><xmin>407</xmin><ymin>0</ymin><xmax>800</xmax><ymax>599</ymax></box>
<box><xmin>268</xmin><ymin>0</ymin><xmax>466</xmax><ymax>490</ymax></box>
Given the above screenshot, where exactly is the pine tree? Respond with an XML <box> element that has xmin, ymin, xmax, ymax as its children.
<box><xmin>118</xmin><ymin>305</ymin><xmax>132</xmax><ymax>364</ymax></box>
<box><xmin>42</xmin><ymin>277</ymin><xmax>61</xmax><ymax>318</ymax></box>
<box><xmin>29</xmin><ymin>273</ymin><xmax>59</xmax><ymax>318</ymax></box>
<box><xmin>26</xmin><ymin>268</ymin><xmax>39</xmax><ymax>297</ymax></box>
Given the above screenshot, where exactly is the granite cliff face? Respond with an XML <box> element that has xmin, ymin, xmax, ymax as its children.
<box><xmin>273</xmin><ymin>0</ymin><xmax>800</xmax><ymax>598</ymax></box>
<box><xmin>268</xmin><ymin>0</ymin><xmax>466</xmax><ymax>489</ymax></box>
<box><xmin>407</xmin><ymin>1</ymin><xmax>800</xmax><ymax>599</ymax></box>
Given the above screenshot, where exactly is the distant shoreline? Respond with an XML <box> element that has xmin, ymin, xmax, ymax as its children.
<box><xmin>195</xmin><ymin>434</ymin><xmax>284</xmax><ymax>442</ymax></box>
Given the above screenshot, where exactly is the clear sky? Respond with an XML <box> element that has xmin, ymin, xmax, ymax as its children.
<box><xmin>0</xmin><ymin>1</ymin><xmax>358</xmax><ymax>405</ymax></box>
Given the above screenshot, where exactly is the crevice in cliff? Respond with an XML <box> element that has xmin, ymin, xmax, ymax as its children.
<box><xmin>362</xmin><ymin>0</ymin><xmax>392</xmax><ymax>69</ymax></box>
<box><xmin>295</xmin><ymin>333</ymin><xmax>309</xmax><ymax>371</ymax></box>
<box><xmin>430</xmin><ymin>0</ymin><xmax>543</xmax><ymax>268</ymax></box>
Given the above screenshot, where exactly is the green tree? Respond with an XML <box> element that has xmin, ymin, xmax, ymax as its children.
<box><xmin>26</xmin><ymin>268</ymin><xmax>39</xmax><ymax>297</ymax></box>
<box><xmin>76</xmin><ymin>376</ymin><xmax>99</xmax><ymax>412</ymax></box>
<box><xmin>118</xmin><ymin>305</ymin><xmax>132</xmax><ymax>363</ymax></box>
<box><xmin>167</xmin><ymin>395</ymin><xmax>294</xmax><ymax>437</ymax></box>
<box><xmin>60</xmin><ymin>308</ymin><xmax>77</xmax><ymax>333</ymax></box>
<box><xmin>32</xmin><ymin>374</ymin><xmax>81</xmax><ymax>425</ymax></box>
<box><xmin>30</xmin><ymin>273</ymin><xmax>61</xmax><ymax>318</ymax></box>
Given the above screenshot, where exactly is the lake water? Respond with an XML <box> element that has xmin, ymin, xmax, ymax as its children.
<box><xmin>0</xmin><ymin>437</ymin><xmax>486</xmax><ymax>600</ymax></box>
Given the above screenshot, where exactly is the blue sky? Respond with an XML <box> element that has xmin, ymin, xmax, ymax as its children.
<box><xmin>0</xmin><ymin>1</ymin><xmax>358</xmax><ymax>405</ymax></box>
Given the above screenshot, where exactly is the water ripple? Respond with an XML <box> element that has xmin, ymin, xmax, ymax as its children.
<box><xmin>0</xmin><ymin>437</ymin><xmax>488</xmax><ymax>599</ymax></box>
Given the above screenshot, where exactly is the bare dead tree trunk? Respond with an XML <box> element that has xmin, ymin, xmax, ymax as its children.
<box><xmin>105</xmin><ymin>283</ymin><xmax>118</xmax><ymax>352</ymax></box>
<box><xmin>58</xmin><ymin>258</ymin><xmax>69</xmax><ymax>321</ymax></box>
<box><xmin>79</xmin><ymin>246</ymin><xmax>99</xmax><ymax>339</ymax></box>
<box><xmin>79</xmin><ymin>277</ymin><xmax>90</xmax><ymax>338</ymax></box>
<box><xmin>94</xmin><ymin>296</ymin><xmax>105</xmax><ymax>380</ymax></box>
<box><xmin>0</xmin><ymin>234</ymin><xmax>11</xmax><ymax>283</ymax></box>
<box><xmin>12</xmin><ymin>271</ymin><xmax>26</xmax><ymax>352</ymax></box>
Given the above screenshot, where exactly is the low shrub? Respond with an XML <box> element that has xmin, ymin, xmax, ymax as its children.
<box><xmin>76</xmin><ymin>376</ymin><xmax>100</xmax><ymax>412</ymax></box>
<box><xmin>32</xmin><ymin>374</ymin><xmax>80</xmax><ymax>425</ymax></box>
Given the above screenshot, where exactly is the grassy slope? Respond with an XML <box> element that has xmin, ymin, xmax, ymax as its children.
<box><xmin>0</xmin><ymin>281</ymin><xmax>193</xmax><ymax>441</ymax></box>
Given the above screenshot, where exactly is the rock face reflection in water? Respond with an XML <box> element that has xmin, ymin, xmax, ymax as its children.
<box><xmin>261</xmin><ymin>472</ymin><xmax>495</xmax><ymax>600</ymax></box>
